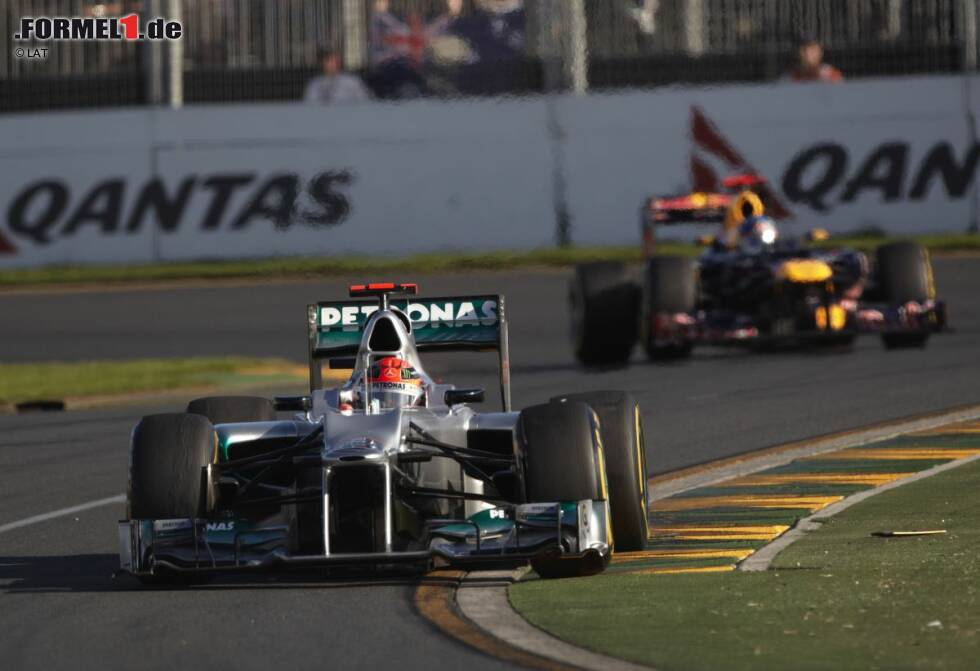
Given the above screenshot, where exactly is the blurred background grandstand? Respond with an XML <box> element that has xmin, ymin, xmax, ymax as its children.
<box><xmin>1</xmin><ymin>0</ymin><xmax>977</xmax><ymax>112</ymax></box>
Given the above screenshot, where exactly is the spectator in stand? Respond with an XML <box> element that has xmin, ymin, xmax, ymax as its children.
<box><xmin>371</xmin><ymin>0</ymin><xmax>413</xmax><ymax>67</ymax></box>
<box><xmin>304</xmin><ymin>47</ymin><xmax>372</xmax><ymax>104</ymax></box>
<box><xmin>370</xmin><ymin>0</ymin><xmax>465</xmax><ymax>66</ymax></box>
<box><xmin>368</xmin><ymin>0</ymin><xmax>455</xmax><ymax>98</ymax></box>
<box><xmin>437</xmin><ymin>0</ymin><xmax>525</xmax><ymax>95</ymax></box>
<box><xmin>450</xmin><ymin>0</ymin><xmax>526</xmax><ymax>64</ymax></box>
<box><xmin>427</xmin><ymin>0</ymin><xmax>475</xmax><ymax>67</ymax></box>
<box><xmin>786</xmin><ymin>37</ymin><xmax>843</xmax><ymax>82</ymax></box>
<box><xmin>427</xmin><ymin>0</ymin><xmax>466</xmax><ymax>41</ymax></box>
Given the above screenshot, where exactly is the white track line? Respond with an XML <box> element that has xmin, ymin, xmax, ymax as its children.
<box><xmin>0</xmin><ymin>494</ymin><xmax>125</xmax><ymax>535</ymax></box>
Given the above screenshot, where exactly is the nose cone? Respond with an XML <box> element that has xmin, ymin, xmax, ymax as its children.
<box><xmin>329</xmin><ymin>437</ymin><xmax>385</xmax><ymax>462</ymax></box>
<box><xmin>321</xmin><ymin>404</ymin><xmax>403</xmax><ymax>465</ymax></box>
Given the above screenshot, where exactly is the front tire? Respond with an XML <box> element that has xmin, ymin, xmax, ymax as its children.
<box><xmin>130</xmin><ymin>413</ymin><xmax>217</xmax><ymax>519</ymax></box>
<box><xmin>518</xmin><ymin>402</ymin><xmax>610</xmax><ymax>578</ymax></box>
<box><xmin>520</xmin><ymin>402</ymin><xmax>602</xmax><ymax>503</ymax></box>
<box><xmin>129</xmin><ymin>413</ymin><xmax>218</xmax><ymax>586</ymax></box>
<box><xmin>551</xmin><ymin>391</ymin><xmax>648</xmax><ymax>551</ymax></box>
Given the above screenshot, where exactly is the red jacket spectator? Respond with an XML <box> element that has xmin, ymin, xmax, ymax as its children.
<box><xmin>786</xmin><ymin>38</ymin><xmax>843</xmax><ymax>82</ymax></box>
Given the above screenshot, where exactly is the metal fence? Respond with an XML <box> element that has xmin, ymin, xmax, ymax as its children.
<box><xmin>1</xmin><ymin>0</ymin><xmax>978</xmax><ymax>113</ymax></box>
<box><xmin>586</xmin><ymin>0</ymin><xmax>971</xmax><ymax>87</ymax></box>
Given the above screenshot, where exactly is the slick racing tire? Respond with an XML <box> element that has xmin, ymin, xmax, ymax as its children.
<box><xmin>186</xmin><ymin>395</ymin><xmax>276</xmax><ymax>424</ymax></box>
<box><xmin>875</xmin><ymin>242</ymin><xmax>934</xmax><ymax>350</ymax></box>
<box><xmin>520</xmin><ymin>402</ymin><xmax>602</xmax><ymax>503</ymax></box>
<box><xmin>518</xmin><ymin>402</ymin><xmax>611</xmax><ymax>579</ymax></box>
<box><xmin>876</xmin><ymin>242</ymin><xmax>935</xmax><ymax>304</ymax></box>
<box><xmin>642</xmin><ymin>256</ymin><xmax>697</xmax><ymax>360</ymax></box>
<box><xmin>551</xmin><ymin>391</ymin><xmax>648</xmax><ymax>552</ymax></box>
<box><xmin>130</xmin><ymin>413</ymin><xmax>216</xmax><ymax>520</ymax></box>
<box><xmin>569</xmin><ymin>262</ymin><xmax>640</xmax><ymax>367</ymax></box>
<box><xmin>130</xmin><ymin>413</ymin><xmax>217</xmax><ymax>587</ymax></box>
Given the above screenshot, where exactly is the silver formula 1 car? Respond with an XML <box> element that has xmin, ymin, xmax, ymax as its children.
<box><xmin>118</xmin><ymin>283</ymin><xmax>649</xmax><ymax>584</ymax></box>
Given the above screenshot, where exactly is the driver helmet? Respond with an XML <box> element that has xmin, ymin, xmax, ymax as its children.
<box><xmin>738</xmin><ymin>216</ymin><xmax>779</xmax><ymax>252</ymax></box>
<box><xmin>351</xmin><ymin>356</ymin><xmax>425</xmax><ymax>411</ymax></box>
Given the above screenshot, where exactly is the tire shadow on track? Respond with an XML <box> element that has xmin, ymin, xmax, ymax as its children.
<box><xmin>0</xmin><ymin>554</ymin><xmax>436</xmax><ymax>594</ymax></box>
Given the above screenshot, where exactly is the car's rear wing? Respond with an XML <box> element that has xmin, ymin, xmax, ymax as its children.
<box><xmin>307</xmin><ymin>294</ymin><xmax>511</xmax><ymax>411</ymax></box>
<box><xmin>644</xmin><ymin>193</ymin><xmax>731</xmax><ymax>224</ymax></box>
<box><xmin>640</xmin><ymin>187</ymin><xmax>768</xmax><ymax>257</ymax></box>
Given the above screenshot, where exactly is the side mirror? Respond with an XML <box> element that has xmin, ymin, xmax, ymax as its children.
<box><xmin>807</xmin><ymin>228</ymin><xmax>830</xmax><ymax>242</ymax></box>
<box><xmin>444</xmin><ymin>388</ymin><xmax>485</xmax><ymax>406</ymax></box>
<box><xmin>328</xmin><ymin>357</ymin><xmax>356</xmax><ymax>370</ymax></box>
<box><xmin>274</xmin><ymin>396</ymin><xmax>312</xmax><ymax>412</ymax></box>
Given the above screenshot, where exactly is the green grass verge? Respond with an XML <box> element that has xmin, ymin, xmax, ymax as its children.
<box><xmin>0</xmin><ymin>357</ymin><xmax>306</xmax><ymax>404</ymax></box>
<box><xmin>1</xmin><ymin>234</ymin><xmax>977</xmax><ymax>289</ymax></box>
<box><xmin>511</xmin><ymin>459</ymin><xmax>980</xmax><ymax>671</ymax></box>
<box><xmin>0</xmin><ymin>247</ymin><xmax>639</xmax><ymax>288</ymax></box>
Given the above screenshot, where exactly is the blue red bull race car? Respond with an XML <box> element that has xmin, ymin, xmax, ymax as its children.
<box><xmin>570</xmin><ymin>178</ymin><xmax>947</xmax><ymax>366</ymax></box>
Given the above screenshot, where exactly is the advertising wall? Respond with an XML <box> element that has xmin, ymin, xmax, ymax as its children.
<box><xmin>0</xmin><ymin>74</ymin><xmax>977</xmax><ymax>268</ymax></box>
<box><xmin>560</xmin><ymin>76</ymin><xmax>975</xmax><ymax>245</ymax></box>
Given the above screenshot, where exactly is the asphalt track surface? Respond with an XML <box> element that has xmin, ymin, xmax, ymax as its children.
<box><xmin>1</xmin><ymin>258</ymin><xmax>978</xmax><ymax>670</ymax></box>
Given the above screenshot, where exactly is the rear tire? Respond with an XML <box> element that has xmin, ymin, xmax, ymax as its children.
<box><xmin>875</xmin><ymin>242</ymin><xmax>934</xmax><ymax>350</ymax></box>
<box><xmin>551</xmin><ymin>392</ymin><xmax>648</xmax><ymax>551</ymax></box>
<box><xmin>569</xmin><ymin>262</ymin><xmax>639</xmax><ymax>367</ymax></box>
<box><xmin>876</xmin><ymin>242</ymin><xmax>934</xmax><ymax>304</ymax></box>
<box><xmin>642</xmin><ymin>256</ymin><xmax>697</xmax><ymax>360</ymax></box>
<box><xmin>130</xmin><ymin>413</ymin><xmax>216</xmax><ymax>520</ymax></box>
<box><xmin>186</xmin><ymin>396</ymin><xmax>276</xmax><ymax>424</ymax></box>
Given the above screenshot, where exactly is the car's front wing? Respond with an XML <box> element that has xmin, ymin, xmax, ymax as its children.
<box><xmin>648</xmin><ymin>298</ymin><xmax>946</xmax><ymax>348</ymax></box>
<box><xmin>117</xmin><ymin>500</ymin><xmax>611</xmax><ymax>578</ymax></box>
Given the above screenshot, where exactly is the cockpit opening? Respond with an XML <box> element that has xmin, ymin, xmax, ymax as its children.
<box><xmin>369</xmin><ymin>315</ymin><xmax>402</xmax><ymax>352</ymax></box>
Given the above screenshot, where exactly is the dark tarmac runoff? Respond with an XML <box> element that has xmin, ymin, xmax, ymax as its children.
<box><xmin>1</xmin><ymin>257</ymin><xmax>978</xmax><ymax>670</ymax></box>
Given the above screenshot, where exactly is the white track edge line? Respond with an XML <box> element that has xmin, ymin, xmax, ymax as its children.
<box><xmin>0</xmin><ymin>494</ymin><xmax>125</xmax><ymax>535</ymax></box>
